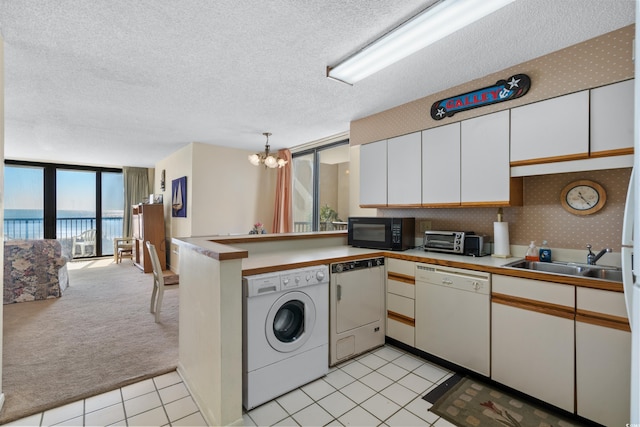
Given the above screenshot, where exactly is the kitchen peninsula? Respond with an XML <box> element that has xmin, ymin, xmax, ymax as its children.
<box><xmin>173</xmin><ymin>230</ymin><xmax>626</xmax><ymax>426</ymax></box>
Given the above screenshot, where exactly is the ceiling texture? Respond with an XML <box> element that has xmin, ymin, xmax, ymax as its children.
<box><xmin>0</xmin><ymin>0</ymin><xmax>635</xmax><ymax>168</ymax></box>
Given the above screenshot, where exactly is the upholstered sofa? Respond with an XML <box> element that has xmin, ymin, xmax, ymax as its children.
<box><xmin>4</xmin><ymin>239</ymin><xmax>69</xmax><ymax>304</ymax></box>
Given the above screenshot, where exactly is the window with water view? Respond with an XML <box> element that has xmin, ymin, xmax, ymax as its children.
<box><xmin>4</xmin><ymin>162</ymin><xmax>124</xmax><ymax>259</ymax></box>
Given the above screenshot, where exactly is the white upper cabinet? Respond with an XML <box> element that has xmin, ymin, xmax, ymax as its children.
<box><xmin>461</xmin><ymin>110</ymin><xmax>511</xmax><ymax>204</ymax></box>
<box><xmin>387</xmin><ymin>132</ymin><xmax>422</xmax><ymax>205</ymax></box>
<box><xmin>422</xmin><ymin>123</ymin><xmax>460</xmax><ymax>206</ymax></box>
<box><xmin>359</xmin><ymin>139</ymin><xmax>387</xmax><ymax>206</ymax></box>
<box><xmin>590</xmin><ymin>79</ymin><xmax>634</xmax><ymax>155</ymax></box>
<box><xmin>510</xmin><ymin>90</ymin><xmax>589</xmax><ymax>165</ymax></box>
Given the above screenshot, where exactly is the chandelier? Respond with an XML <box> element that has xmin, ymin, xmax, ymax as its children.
<box><xmin>248</xmin><ymin>132</ymin><xmax>287</xmax><ymax>168</ymax></box>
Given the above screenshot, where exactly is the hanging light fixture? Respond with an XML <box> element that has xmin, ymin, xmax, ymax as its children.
<box><xmin>248</xmin><ymin>132</ymin><xmax>288</xmax><ymax>168</ymax></box>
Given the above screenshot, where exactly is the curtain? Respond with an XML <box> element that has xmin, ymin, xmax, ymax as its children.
<box><xmin>272</xmin><ymin>149</ymin><xmax>293</xmax><ymax>233</ymax></box>
<box><xmin>123</xmin><ymin>167</ymin><xmax>150</xmax><ymax>238</ymax></box>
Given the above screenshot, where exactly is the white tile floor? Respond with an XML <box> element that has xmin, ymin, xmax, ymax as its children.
<box><xmin>5</xmin><ymin>345</ymin><xmax>457</xmax><ymax>426</ymax></box>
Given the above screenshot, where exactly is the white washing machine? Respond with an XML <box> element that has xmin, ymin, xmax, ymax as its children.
<box><xmin>243</xmin><ymin>265</ymin><xmax>329</xmax><ymax>410</ymax></box>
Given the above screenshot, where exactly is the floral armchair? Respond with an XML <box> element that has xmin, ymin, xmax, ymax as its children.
<box><xmin>4</xmin><ymin>239</ymin><xmax>69</xmax><ymax>304</ymax></box>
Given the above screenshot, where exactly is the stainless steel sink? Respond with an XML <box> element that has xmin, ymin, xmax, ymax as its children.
<box><xmin>580</xmin><ymin>268</ymin><xmax>623</xmax><ymax>282</ymax></box>
<box><xmin>503</xmin><ymin>260</ymin><xmax>622</xmax><ymax>282</ymax></box>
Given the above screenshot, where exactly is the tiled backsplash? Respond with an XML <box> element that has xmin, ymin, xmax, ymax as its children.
<box><xmin>382</xmin><ymin>167</ymin><xmax>631</xmax><ymax>252</ymax></box>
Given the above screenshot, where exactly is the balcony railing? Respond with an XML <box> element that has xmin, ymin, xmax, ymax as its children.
<box><xmin>4</xmin><ymin>216</ymin><xmax>124</xmax><ymax>258</ymax></box>
<box><xmin>293</xmin><ymin>221</ymin><xmax>347</xmax><ymax>233</ymax></box>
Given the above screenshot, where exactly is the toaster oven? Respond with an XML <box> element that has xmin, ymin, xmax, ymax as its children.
<box><xmin>423</xmin><ymin>231</ymin><xmax>465</xmax><ymax>254</ymax></box>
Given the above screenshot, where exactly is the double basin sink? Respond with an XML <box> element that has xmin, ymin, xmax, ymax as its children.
<box><xmin>503</xmin><ymin>260</ymin><xmax>623</xmax><ymax>282</ymax></box>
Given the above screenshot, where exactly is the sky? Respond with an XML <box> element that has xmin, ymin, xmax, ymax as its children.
<box><xmin>4</xmin><ymin>166</ymin><xmax>123</xmax><ymax>212</ymax></box>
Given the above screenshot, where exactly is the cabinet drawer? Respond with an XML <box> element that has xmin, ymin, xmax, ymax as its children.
<box><xmin>387</xmin><ymin>258</ymin><xmax>415</xmax><ymax>276</ymax></box>
<box><xmin>387</xmin><ymin>279</ymin><xmax>415</xmax><ymax>299</ymax></box>
<box><xmin>387</xmin><ymin>317</ymin><xmax>414</xmax><ymax>346</ymax></box>
<box><xmin>492</xmin><ymin>275</ymin><xmax>574</xmax><ymax>307</ymax></box>
<box><xmin>576</xmin><ymin>287</ymin><xmax>627</xmax><ymax>319</ymax></box>
<box><xmin>387</xmin><ymin>293</ymin><xmax>414</xmax><ymax>318</ymax></box>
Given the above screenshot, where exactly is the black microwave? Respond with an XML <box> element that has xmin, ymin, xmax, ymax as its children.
<box><xmin>347</xmin><ymin>217</ymin><xmax>415</xmax><ymax>251</ymax></box>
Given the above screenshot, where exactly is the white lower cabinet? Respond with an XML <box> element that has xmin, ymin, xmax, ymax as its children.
<box><xmin>575</xmin><ymin>287</ymin><xmax>630</xmax><ymax>427</ymax></box>
<box><xmin>386</xmin><ymin>258</ymin><xmax>415</xmax><ymax>346</ymax></box>
<box><xmin>491</xmin><ymin>275</ymin><xmax>575</xmax><ymax>413</ymax></box>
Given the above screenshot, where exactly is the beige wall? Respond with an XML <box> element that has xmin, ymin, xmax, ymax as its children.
<box><xmin>190</xmin><ymin>143</ymin><xmax>276</xmax><ymax>236</ymax></box>
<box><xmin>154</xmin><ymin>142</ymin><xmax>277</xmax><ymax>269</ymax></box>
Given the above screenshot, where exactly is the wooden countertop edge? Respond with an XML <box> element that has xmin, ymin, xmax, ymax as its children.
<box><xmin>171</xmin><ymin>237</ymin><xmax>248</xmax><ymax>261</ymax></box>
<box><xmin>242</xmin><ymin>252</ymin><xmax>387</xmax><ymax>276</ymax></box>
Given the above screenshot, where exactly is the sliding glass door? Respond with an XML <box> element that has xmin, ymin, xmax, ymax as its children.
<box><xmin>4</xmin><ymin>160</ymin><xmax>123</xmax><ymax>259</ymax></box>
<box><xmin>57</xmin><ymin>169</ymin><xmax>97</xmax><ymax>258</ymax></box>
<box><xmin>4</xmin><ymin>165</ymin><xmax>45</xmax><ymax>239</ymax></box>
<box><xmin>292</xmin><ymin>140</ymin><xmax>350</xmax><ymax>232</ymax></box>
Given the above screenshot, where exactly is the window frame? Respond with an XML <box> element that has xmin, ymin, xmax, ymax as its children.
<box><xmin>291</xmin><ymin>139</ymin><xmax>349</xmax><ymax>232</ymax></box>
<box><xmin>5</xmin><ymin>159</ymin><xmax>123</xmax><ymax>257</ymax></box>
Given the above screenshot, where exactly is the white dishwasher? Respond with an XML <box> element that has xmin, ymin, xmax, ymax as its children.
<box><xmin>330</xmin><ymin>257</ymin><xmax>386</xmax><ymax>366</ymax></box>
<box><xmin>415</xmin><ymin>263</ymin><xmax>491</xmax><ymax>376</ymax></box>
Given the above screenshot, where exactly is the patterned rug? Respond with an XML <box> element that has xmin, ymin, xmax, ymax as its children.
<box><xmin>428</xmin><ymin>376</ymin><xmax>585</xmax><ymax>427</ymax></box>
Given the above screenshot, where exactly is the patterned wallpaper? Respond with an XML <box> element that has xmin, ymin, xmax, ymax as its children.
<box><xmin>351</xmin><ymin>25</ymin><xmax>634</xmax><ymax>146</ymax></box>
<box><xmin>382</xmin><ymin>168</ymin><xmax>631</xmax><ymax>252</ymax></box>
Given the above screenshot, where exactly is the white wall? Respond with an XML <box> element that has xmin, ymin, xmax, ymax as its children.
<box><xmin>191</xmin><ymin>143</ymin><xmax>276</xmax><ymax>236</ymax></box>
<box><xmin>154</xmin><ymin>142</ymin><xmax>277</xmax><ymax>269</ymax></box>
<box><xmin>154</xmin><ymin>144</ymin><xmax>193</xmax><ymax>271</ymax></box>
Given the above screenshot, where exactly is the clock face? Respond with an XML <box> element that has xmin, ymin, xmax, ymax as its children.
<box><xmin>565</xmin><ymin>185</ymin><xmax>600</xmax><ymax>210</ymax></box>
<box><xmin>560</xmin><ymin>180</ymin><xmax>606</xmax><ymax>215</ymax></box>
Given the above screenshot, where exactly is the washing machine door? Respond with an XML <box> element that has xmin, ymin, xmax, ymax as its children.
<box><xmin>265</xmin><ymin>290</ymin><xmax>316</xmax><ymax>353</ymax></box>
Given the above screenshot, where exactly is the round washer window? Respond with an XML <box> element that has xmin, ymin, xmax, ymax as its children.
<box><xmin>273</xmin><ymin>300</ymin><xmax>304</xmax><ymax>343</ymax></box>
<box><xmin>265</xmin><ymin>291</ymin><xmax>316</xmax><ymax>353</ymax></box>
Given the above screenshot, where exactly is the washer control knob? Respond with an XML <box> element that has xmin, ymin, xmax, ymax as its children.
<box><xmin>335</xmin><ymin>264</ymin><xmax>344</xmax><ymax>273</ymax></box>
<box><xmin>316</xmin><ymin>270</ymin><xmax>325</xmax><ymax>281</ymax></box>
<box><xmin>282</xmin><ymin>277</ymin><xmax>289</xmax><ymax>286</ymax></box>
<box><xmin>295</xmin><ymin>276</ymin><xmax>301</xmax><ymax>284</ymax></box>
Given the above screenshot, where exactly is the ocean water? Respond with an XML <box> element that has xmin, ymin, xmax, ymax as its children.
<box><xmin>4</xmin><ymin>209</ymin><xmax>124</xmax><ymax>240</ymax></box>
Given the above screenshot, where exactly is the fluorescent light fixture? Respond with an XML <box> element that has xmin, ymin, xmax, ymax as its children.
<box><xmin>327</xmin><ymin>0</ymin><xmax>516</xmax><ymax>85</ymax></box>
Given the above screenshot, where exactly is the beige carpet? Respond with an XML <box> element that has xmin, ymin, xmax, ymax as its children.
<box><xmin>0</xmin><ymin>259</ymin><xmax>179</xmax><ymax>425</ymax></box>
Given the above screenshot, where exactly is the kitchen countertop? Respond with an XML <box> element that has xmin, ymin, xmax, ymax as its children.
<box><xmin>174</xmin><ymin>234</ymin><xmax>623</xmax><ymax>292</ymax></box>
<box><xmin>239</xmin><ymin>245</ymin><xmax>623</xmax><ymax>292</ymax></box>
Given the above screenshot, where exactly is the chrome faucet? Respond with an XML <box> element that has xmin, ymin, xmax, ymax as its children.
<box><xmin>586</xmin><ymin>244</ymin><xmax>611</xmax><ymax>265</ymax></box>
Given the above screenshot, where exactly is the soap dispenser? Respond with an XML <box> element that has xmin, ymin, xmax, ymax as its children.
<box><xmin>525</xmin><ymin>241</ymin><xmax>539</xmax><ymax>261</ymax></box>
<box><xmin>539</xmin><ymin>240</ymin><xmax>552</xmax><ymax>263</ymax></box>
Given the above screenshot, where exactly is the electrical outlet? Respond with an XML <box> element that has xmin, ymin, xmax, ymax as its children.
<box><xmin>418</xmin><ymin>220</ymin><xmax>432</xmax><ymax>232</ymax></box>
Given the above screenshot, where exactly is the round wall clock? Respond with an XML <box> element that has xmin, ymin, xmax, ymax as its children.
<box><xmin>560</xmin><ymin>180</ymin><xmax>606</xmax><ymax>215</ymax></box>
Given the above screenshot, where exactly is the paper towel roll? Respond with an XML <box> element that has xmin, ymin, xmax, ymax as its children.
<box><xmin>493</xmin><ymin>221</ymin><xmax>511</xmax><ymax>257</ymax></box>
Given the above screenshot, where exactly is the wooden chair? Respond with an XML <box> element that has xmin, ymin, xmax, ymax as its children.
<box><xmin>146</xmin><ymin>241</ymin><xmax>179</xmax><ymax>323</ymax></box>
<box><xmin>113</xmin><ymin>237</ymin><xmax>134</xmax><ymax>264</ymax></box>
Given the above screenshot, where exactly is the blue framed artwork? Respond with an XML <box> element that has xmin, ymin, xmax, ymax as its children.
<box><xmin>171</xmin><ymin>176</ymin><xmax>187</xmax><ymax>218</ymax></box>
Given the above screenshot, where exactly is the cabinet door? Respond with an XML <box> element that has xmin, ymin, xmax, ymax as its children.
<box><xmin>590</xmin><ymin>79</ymin><xmax>634</xmax><ymax>155</ymax></box>
<box><xmin>575</xmin><ymin>287</ymin><xmax>630</xmax><ymax>426</ymax></box>
<box><xmin>422</xmin><ymin>123</ymin><xmax>460</xmax><ymax>205</ymax></box>
<box><xmin>510</xmin><ymin>90</ymin><xmax>589</xmax><ymax>164</ymax></box>
<box><xmin>491</xmin><ymin>302</ymin><xmax>574</xmax><ymax>412</ymax></box>
<box><xmin>359</xmin><ymin>140</ymin><xmax>387</xmax><ymax>206</ymax></box>
<box><xmin>461</xmin><ymin>110</ymin><xmax>510</xmax><ymax>204</ymax></box>
<box><xmin>387</xmin><ymin>133</ymin><xmax>421</xmax><ymax>205</ymax></box>
<box><xmin>576</xmin><ymin>321</ymin><xmax>630</xmax><ymax>426</ymax></box>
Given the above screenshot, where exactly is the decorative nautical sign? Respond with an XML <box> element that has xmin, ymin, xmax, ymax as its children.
<box><xmin>430</xmin><ymin>74</ymin><xmax>531</xmax><ymax>120</ymax></box>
